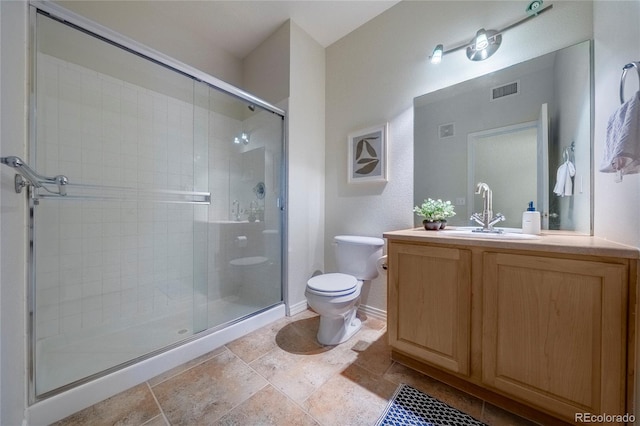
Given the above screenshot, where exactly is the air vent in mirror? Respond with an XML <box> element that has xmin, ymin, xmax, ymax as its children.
<box><xmin>491</xmin><ymin>81</ymin><xmax>519</xmax><ymax>101</ymax></box>
<box><xmin>438</xmin><ymin>123</ymin><xmax>455</xmax><ymax>139</ymax></box>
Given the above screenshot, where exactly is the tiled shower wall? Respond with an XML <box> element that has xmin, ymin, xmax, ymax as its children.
<box><xmin>33</xmin><ymin>53</ymin><xmax>241</xmax><ymax>342</ymax></box>
<box><xmin>206</xmin><ymin>94</ymin><xmax>282</xmax><ymax>303</ymax></box>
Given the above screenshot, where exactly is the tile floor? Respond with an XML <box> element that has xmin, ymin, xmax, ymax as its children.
<box><xmin>53</xmin><ymin>310</ymin><xmax>539</xmax><ymax>426</ymax></box>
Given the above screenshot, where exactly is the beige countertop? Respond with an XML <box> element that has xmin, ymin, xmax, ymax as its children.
<box><xmin>383</xmin><ymin>227</ymin><xmax>640</xmax><ymax>259</ymax></box>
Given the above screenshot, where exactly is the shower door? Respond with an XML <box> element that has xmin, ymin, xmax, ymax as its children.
<box><xmin>30</xmin><ymin>7</ymin><xmax>284</xmax><ymax>400</ymax></box>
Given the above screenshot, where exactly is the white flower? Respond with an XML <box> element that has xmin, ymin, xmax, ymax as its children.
<box><xmin>413</xmin><ymin>198</ymin><xmax>456</xmax><ymax>221</ymax></box>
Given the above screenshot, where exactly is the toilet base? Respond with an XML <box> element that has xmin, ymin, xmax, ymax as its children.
<box><xmin>317</xmin><ymin>307</ymin><xmax>362</xmax><ymax>345</ymax></box>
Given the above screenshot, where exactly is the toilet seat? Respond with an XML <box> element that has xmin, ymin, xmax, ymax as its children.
<box><xmin>306</xmin><ymin>273</ymin><xmax>357</xmax><ymax>297</ymax></box>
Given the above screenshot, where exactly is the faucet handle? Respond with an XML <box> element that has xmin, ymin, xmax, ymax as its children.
<box><xmin>488</xmin><ymin>213</ymin><xmax>506</xmax><ymax>227</ymax></box>
<box><xmin>470</xmin><ymin>213</ymin><xmax>484</xmax><ymax>226</ymax></box>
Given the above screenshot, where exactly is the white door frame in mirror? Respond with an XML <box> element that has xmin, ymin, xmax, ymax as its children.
<box><xmin>467</xmin><ymin>120</ymin><xmax>545</xmax><ymax>229</ymax></box>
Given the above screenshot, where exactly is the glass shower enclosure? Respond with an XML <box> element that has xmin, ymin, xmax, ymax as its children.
<box><xmin>28</xmin><ymin>8</ymin><xmax>284</xmax><ymax>399</ymax></box>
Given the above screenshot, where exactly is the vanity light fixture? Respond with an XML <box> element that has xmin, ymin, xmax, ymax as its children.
<box><xmin>429</xmin><ymin>1</ymin><xmax>552</xmax><ymax>64</ymax></box>
<box><xmin>466</xmin><ymin>29</ymin><xmax>501</xmax><ymax>62</ymax></box>
<box><xmin>430</xmin><ymin>44</ymin><xmax>444</xmax><ymax>64</ymax></box>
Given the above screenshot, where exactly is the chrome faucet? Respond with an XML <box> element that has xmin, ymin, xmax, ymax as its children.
<box><xmin>470</xmin><ymin>182</ymin><xmax>505</xmax><ymax>232</ymax></box>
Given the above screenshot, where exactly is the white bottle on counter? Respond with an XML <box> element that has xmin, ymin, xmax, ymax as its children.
<box><xmin>522</xmin><ymin>201</ymin><xmax>541</xmax><ymax>235</ymax></box>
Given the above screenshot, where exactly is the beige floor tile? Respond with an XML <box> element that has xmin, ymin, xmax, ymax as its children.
<box><xmin>304</xmin><ymin>363</ymin><xmax>397</xmax><ymax>426</ymax></box>
<box><xmin>227</xmin><ymin>315</ymin><xmax>322</xmax><ymax>362</ymax></box>
<box><xmin>215</xmin><ymin>385</ymin><xmax>319</xmax><ymax>426</ymax></box>
<box><xmin>274</xmin><ymin>321</ymin><xmax>330</xmax><ymax>355</ymax></box>
<box><xmin>482</xmin><ymin>403</ymin><xmax>541</xmax><ymax>426</ymax></box>
<box><xmin>286</xmin><ymin>312</ymin><xmax>322</xmax><ymax>342</ymax></box>
<box><xmin>152</xmin><ymin>348</ymin><xmax>268</xmax><ymax>425</ymax></box>
<box><xmin>383</xmin><ymin>362</ymin><xmax>485</xmax><ymax>421</ymax></box>
<box><xmin>225</xmin><ymin>316</ymin><xmax>290</xmax><ymax>363</ymax></box>
<box><xmin>249</xmin><ymin>313</ymin><xmax>384</xmax><ymax>404</ymax></box>
<box><xmin>52</xmin><ymin>383</ymin><xmax>160</xmax><ymax>426</ymax></box>
<box><xmin>141</xmin><ymin>414</ymin><xmax>169</xmax><ymax>426</ymax></box>
<box><xmin>248</xmin><ymin>346</ymin><xmax>345</xmax><ymax>403</ymax></box>
<box><xmin>51</xmin><ymin>312</ymin><xmax>539</xmax><ymax>426</ymax></box>
<box><xmin>350</xmin><ymin>331</ymin><xmax>393</xmax><ymax>376</ymax></box>
<box><xmin>255</xmin><ymin>331</ymin><xmax>362</xmax><ymax>400</ymax></box>
<box><xmin>148</xmin><ymin>345</ymin><xmax>227</xmax><ymax>387</ymax></box>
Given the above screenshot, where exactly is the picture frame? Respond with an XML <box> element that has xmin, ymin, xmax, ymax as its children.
<box><xmin>347</xmin><ymin>123</ymin><xmax>388</xmax><ymax>183</ymax></box>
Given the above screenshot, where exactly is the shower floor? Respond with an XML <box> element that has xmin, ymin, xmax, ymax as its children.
<box><xmin>36</xmin><ymin>295</ymin><xmax>267</xmax><ymax>396</ymax></box>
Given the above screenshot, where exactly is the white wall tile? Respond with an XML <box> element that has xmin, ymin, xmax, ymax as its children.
<box><xmin>32</xmin><ymin>54</ymin><xmax>282</xmax><ymax>353</ymax></box>
<box><xmin>60</xmin><ymin>291</ymin><xmax>82</xmax><ymax>314</ymax></box>
<box><xmin>81</xmin><ymin>310</ymin><xmax>102</xmax><ymax>329</ymax></box>
<box><xmin>60</xmin><ymin>314</ymin><xmax>82</xmax><ymax>334</ymax></box>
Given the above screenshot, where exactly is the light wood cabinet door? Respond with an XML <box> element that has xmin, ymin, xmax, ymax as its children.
<box><xmin>388</xmin><ymin>243</ymin><xmax>471</xmax><ymax>375</ymax></box>
<box><xmin>482</xmin><ymin>252</ymin><xmax>627</xmax><ymax>420</ymax></box>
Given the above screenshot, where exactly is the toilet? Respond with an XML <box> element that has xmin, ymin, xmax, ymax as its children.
<box><xmin>305</xmin><ymin>235</ymin><xmax>384</xmax><ymax>345</ymax></box>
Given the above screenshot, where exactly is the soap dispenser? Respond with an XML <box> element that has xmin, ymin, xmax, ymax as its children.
<box><xmin>522</xmin><ymin>201</ymin><xmax>541</xmax><ymax>235</ymax></box>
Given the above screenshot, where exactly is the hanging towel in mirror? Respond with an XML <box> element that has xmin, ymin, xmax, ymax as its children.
<box><xmin>600</xmin><ymin>90</ymin><xmax>640</xmax><ymax>181</ymax></box>
<box><xmin>553</xmin><ymin>160</ymin><xmax>575</xmax><ymax>197</ymax></box>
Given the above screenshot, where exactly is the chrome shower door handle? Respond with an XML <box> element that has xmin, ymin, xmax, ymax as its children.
<box><xmin>0</xmin><ymin>156</ymin><xmax>69</xmax><ymax>195</ymax></box>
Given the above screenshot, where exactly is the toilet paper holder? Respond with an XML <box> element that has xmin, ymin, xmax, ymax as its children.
<box><xmin>377</xmin><ymin>255</ymin><xmax>388</xmax><ymax>272</ymax></box>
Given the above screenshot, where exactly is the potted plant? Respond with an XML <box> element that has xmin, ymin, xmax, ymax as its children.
<box><xmin>413</xmin><ymin>198</ymin><xmax>456</xmax><ymax>230</ymax></box>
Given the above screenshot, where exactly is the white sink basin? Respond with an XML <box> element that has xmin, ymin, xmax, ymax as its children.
<box><xmin>439</xmin><ymin>227</ymin><xmax>542</xmax><ymax>240</ymax></box>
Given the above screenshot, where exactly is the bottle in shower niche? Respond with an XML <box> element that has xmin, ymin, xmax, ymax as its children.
<box><xmin>522</xmin><ymin>201</ymin><xmax>541</xmax><ymax>235</ymax></box>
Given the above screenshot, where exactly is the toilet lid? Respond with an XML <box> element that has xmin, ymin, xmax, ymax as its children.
<box><xmin>307</xmin><ymin>273</ymin><xmax>357</xmax><ymax>296</ymax></box>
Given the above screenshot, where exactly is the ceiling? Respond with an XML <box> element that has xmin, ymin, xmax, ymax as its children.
<box><xmin>59</xmin><ymin>1</ymin><xmax>401</xmax><ymax>59</ymax></box>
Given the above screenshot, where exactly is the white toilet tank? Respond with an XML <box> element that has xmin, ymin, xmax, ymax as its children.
<box><xmin>334</xmin><ymin>235</ymin><xmax>384</xmax><ymax>280</ymax></box>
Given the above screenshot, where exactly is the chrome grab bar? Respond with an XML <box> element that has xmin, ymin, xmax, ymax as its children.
<box><xmin>33</xmin><ymin>182</ymin><xmax>211</xmax><ymax>204</ymax></box>
<box><xmin>0</xmin><ymin>156</ymin><xmax>68</xmax><ymax>195</ymax></box>
<box><xmin>0</xmin><ymin>156</ymin><xmax>210</xmax><ymax>204</ymax></box>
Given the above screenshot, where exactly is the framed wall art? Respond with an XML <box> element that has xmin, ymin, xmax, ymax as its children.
<box><xmin>347</xmin><ymin>123</ymin><xmax>388</xmax><ymax>183</ymax></box>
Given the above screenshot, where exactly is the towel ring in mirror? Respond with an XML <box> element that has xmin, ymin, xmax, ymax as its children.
<box><xmin>620</xmin><ymin>61</ymin><xmax>640</xmax><ymax>105</ymax></box>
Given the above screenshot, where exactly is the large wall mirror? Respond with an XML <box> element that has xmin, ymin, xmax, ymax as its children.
<box><xmin>414</xmin><ymin>40</ymin><xmax>592</xmax><ymax>234</ymax></box>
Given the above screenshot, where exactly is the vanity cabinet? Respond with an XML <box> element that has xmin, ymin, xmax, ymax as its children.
<box><xmin>482</xmin><ymin>252</ymin><xmax>627</xmax><ymax>421</ymax></box>
<box><xmin>385</xmin><ymin>230</ymin><xmax>638</xmax><ymax>425</ymax></box>
<box><xmin>387</xmin><ymin>243</ymin><xmax>471</xmax><ymax>375</ymax></box>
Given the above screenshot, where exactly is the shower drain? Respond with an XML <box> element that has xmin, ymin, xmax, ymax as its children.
<box><xmin>178</xmin><ymin>328</ymin><xmax>188</xmax><ymax>334</ymax></box>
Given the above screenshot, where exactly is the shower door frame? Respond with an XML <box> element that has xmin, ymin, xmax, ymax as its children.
<box><xmin>27</xmin><ymin>1</ymin><xmax>288</xmax><ymax>404</ymax></box>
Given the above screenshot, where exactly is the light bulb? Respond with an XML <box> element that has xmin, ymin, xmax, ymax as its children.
<box><xmin>430</xmin><ymin>44</ymin><xmax>443</xmax><ymax>64</ymax></box>
<box><xmin>475</xmin><ymin>29</ymin><xmax>489</xmax><ymax>50</ymax></box>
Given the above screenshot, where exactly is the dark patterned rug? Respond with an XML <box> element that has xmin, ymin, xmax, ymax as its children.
<box><xmin>375</xmin><ymin>384</ymin><xmax>487</xmax><ymax>426</ymax></box>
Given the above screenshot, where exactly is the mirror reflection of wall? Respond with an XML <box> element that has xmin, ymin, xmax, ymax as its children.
<box><xmin>414</xmin><ymin>40</ymin><xmax>592</xmax><ymax>234</ymax></box>
<box><xmin>469</xmin><ymin>124</ymin><xmax>538</xmax><ymax>228</ymax></box>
